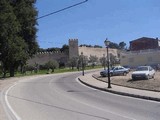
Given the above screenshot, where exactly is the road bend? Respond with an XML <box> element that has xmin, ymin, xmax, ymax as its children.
<box><xmin>3</xmin><ymin>72</ymin><xmax>160</xmax><ymax>120</ymax></box>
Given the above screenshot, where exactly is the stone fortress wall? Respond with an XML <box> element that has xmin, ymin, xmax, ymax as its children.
<box><xmin>120</xmin><ymin>49</ymin><xmax>160</xmax><ymax>67</ymax></box>
<box><xmin>28</xmin><ymin>38</ymin><xmax>118</xmax><ymax>66</ymax></box>
<box><xmin>27</xmin><ymin>51</ymin><xmax>68</xmax><ymax>65</ymax></box>
<box><xmin>78</xmin><ymin>46</ymin><xmax>118</xmax><ymax>59</ymax></box>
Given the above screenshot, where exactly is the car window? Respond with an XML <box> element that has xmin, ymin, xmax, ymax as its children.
<box><xmin>119</xmin><ymin>67</ymin><xmax>123</xmax><ymax>70</ymax></box>
<box><xmin>111</xmin><ymin>67</ymin><xmax>115</xmax><ymax>70</ymax></box>
<box><xmin>115</xmin><ymin>68</ymin><xmax>119</xmax><ymax>70</ymax></box>
<box><xmin>136</xmin><ymin>67</ymin><xmax>148</xmax><ymax>71</ymax></box>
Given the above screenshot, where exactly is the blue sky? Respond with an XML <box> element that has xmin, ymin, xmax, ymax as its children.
<box><xmin>36</xmin><ymin>0</ymin><xmax>160</xmax><ymax>48</ymax></box>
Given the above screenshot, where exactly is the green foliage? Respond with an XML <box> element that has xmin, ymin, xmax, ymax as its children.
<box><xmin>106</xmin><ymin>41</ymin><xmax>127</xmax><ymax>50</ymax></box>
<box><xmin>109</xmin><ymin>53</ymin><xmax>117</xmax><ymax>67</ymax></box>
<box><xmin>0</xmin><ymin>0</ymin><xmax>28</xmax><ymax>77</ymax></box>
<box><xmin>119</xmin><ymin>41</ymin><xmax>126</xmax><ymax>50</ymax></box>
<box><xmin>94</xmin><ymin>45</ymin><xmax>102</xmax><ymax>48</ymax></box>
<box><xmin>11</xmin><ymin>0</ymin><xmax>39</xmax><ymax>56</ymax></box>
<box><xmin>0</xmin><ymin>0</ymin><xmax>38</xmax><ymax>77</ymax></box>
<box><xmin>108</xmin><ymin>42</ymin><xmax>119</xmax><ymax>49</ymax></box>
<box><xmin>37</xmin><ymin>44</ymin><xmax>69</xmax><ymax>55</ymax></box>
<box><xmin>99</xmin><ymin>56</ymin><xmax>106</xmax><ymax>67</ymax></box>
<box><xmin>68</xmin><ymin>57</ymin><xmax>78</xmax><ymax>70</ymax></box>
<box><xmin>89</xmin><ymin>55</ymin><xmax>98</xmax><ymax>68</ymax></box>
<box><xmin>78</xmin><ymin>55</ymin><xmax>88</xmax><ymax>69</ymax></box>
<box><xmin>44</xmin><ymin>60</ymin><xmax>59</xmax><ymax>73</ymax></box>
<box><xmin>60</xmin><ymin>44</ymin><xmax>69</xmax><ymax>54</ymax></box>
<box><xmin>25</xmin><ymin>65</ymin><xmax>35</xmax><ymax>71</ymax></box>
<box><xmin>89</xmin><ymin>55</ymin><xmax>98</xmax><ymax>63</ymax></box>
<box><xmin>79</xmin><ymin>44</ymin><xmax>102</xmax><ymax>48</ymax></box>
<box><xmin>79</xmin><ymin>44</ymin><xmax>92</xmax><ymax>47</ymax></box>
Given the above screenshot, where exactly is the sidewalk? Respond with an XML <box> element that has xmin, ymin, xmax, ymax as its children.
<box><xmin>78</xmin><ymin>72</ymin><xmax>160</xmax><ymax>102</ymax></box>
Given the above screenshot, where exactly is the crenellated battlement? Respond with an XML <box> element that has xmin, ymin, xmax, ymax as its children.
<box><xmin>36</xmin><ymin>51</ymin><xmax>64</xmax><ymax>55</ymax></box>
<box><xmin>69</xmin><ymin>39</ymin><xmax>78</xmax><ymax>42</ymax></box>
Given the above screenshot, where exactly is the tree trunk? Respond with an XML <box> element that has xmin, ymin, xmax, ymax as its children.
<box><xmin>10</xmin><ymin>65</ymin><xmax>15</xmax><ymax>77</ymax></box>
<box><xmin>20</xmin><ymin>63</ymin><xmax>23</xmax><ymax>74</ymax></box>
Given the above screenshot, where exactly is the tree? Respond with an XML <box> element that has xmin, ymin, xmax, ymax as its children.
<box><xmin>94</xmin><ymin>45</ymin><xmax>102</xmax><ymax>48</ymax></box>
<box><xmin>78</xmin><ymin>55</ymin><xmax>88</xmax><ymax>69</ymax></box>
<box><xmin>60</xmin><ymin>44</ymin><xmax>69</xmax><ymax>55</ymax></box>
<box><xmin>10</xmin><ymin>0</ymin><xmax>39</xmax><ymax>57</ymax></box>
<box><xmin>119</xmin><ymin>42</ymin><xmax>126</xmax><ymax>50</ymax></box>
<box><xmin>89</xmin><ymin>55</ymin><xmax>98</xmax><ymax>68</ymax></box>
<box><xmin>0</xmin><ymin>0</ymin><xmax>28</xmax><ymax>77</ymax></box>
<box><xmin>0</xmin><ymin>0</ymin><xmax>38</xmax><ymax>77</ymax></box>
<box><xmin>100</xmin><ymin>55</ymin><xmax>106</xmax><ymax>69</ymax></box>
<box><xmin>68</xmin><ymin>57</ymin><xmax>78</xmax><ymax>70</ymax></box>
<box><xmin>109</xmin><ymin>42</ymin><xmax>119</xmax><ymax>49</ymax></box>
<box><xmin>79</xmin><ymin>44</ymin><xmax>92</xmax><ymax>47</ymax></box>
<box><xmin>109</xmin><ymin>53</ymin><xmax>117</xmax><ymax>67</ymax></box>
<box><xmin>45</xmin><ymin>60</ymin><xmax>59</xmax><ymax>73</ymax></box>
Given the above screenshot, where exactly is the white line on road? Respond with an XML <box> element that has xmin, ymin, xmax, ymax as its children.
<box><xmin>5</xmin><ymin>82</ymin><xmax>21</xmax><ymax>120</ymax></box>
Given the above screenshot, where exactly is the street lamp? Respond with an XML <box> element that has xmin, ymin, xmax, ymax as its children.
<box><xmin>104</xmin><ymin>38</ymin><xmax>111</xmax><ymax>88</ymax></box>
<box><xmin>81</xmin><ymin>52</ymin><xmax>84</xmax><ymax>76</ymax></box>
<box><xmin>103</xmin><ymin>54</ymin><xmax>106</xmax><ymax>70</ymax></box>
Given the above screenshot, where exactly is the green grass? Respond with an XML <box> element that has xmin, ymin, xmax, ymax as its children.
<box><xmin>0</xmin><ymin>65</ymin><xmax>103</xmax><ymax>78</ymax></box>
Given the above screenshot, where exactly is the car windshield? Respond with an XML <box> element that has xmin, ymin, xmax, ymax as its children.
<box><xmin>111</xmin><ymin>67</ymin><xmax>115</xmax><ymax>70</ymax></box>
<box><xmin>136</xmin><ymin>66</ymin><xmax>148</xmax><ymax>71</ymax></box>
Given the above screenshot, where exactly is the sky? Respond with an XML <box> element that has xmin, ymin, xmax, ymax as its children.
<box><xmin>36</xmin><ymin>0</ymin><xmax>160</xmax><ymax>49</ymax></box>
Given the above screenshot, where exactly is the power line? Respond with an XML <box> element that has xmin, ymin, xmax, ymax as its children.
<box><xmin>37</xmin><ymin>0</ymin><xmax>88</xmax><ymax>20</ymax></box>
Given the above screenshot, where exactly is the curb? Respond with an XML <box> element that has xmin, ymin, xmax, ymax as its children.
<box><xmin>78</xmin><ymin>78</ymin><xmax>160</xmax><ymax>102</ymax></box>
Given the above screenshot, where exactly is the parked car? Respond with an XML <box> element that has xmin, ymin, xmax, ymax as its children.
<box><xmin>100</xmin><ymin>66</ymin><xmax>130</xmax><ymax>77</ymax></box>
<box><xmin>131</xmin><ymin>66</ymin><xmax>155</xmax><ymax>80</ymax></box>
<box><xmin>123</xmin><ymin>65</ymin><xmax>131</xmax><ymax>71</ymax></box>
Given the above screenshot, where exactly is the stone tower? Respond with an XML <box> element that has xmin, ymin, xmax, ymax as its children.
<box><xmin>69</xmin><ymin>39</ymin><xmax>79</xmax><ymax>59</ymax></box>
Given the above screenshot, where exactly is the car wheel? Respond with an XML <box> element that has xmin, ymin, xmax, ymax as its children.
<box><xmin>102</xmin><ymin>74</ymin><xmax>106</xmax><ymax>77</ymax></box>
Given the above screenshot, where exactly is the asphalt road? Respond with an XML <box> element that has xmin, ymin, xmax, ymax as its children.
<box><xmin>4</xmin><ymin>72</ymin><xmax>160</xmax><ymax>120</ymax></box>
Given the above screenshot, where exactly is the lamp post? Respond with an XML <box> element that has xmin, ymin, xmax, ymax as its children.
<box><xmin>104</xmin><ymin>38</ymin><xmax>111</xmax><ymax>88</ymax></box>
<box><xmin>103</xmin><ymin>54</ymin><xmax>106</xmax><ymax>70</ymax></box>
<box><xmin>81</xmin><ymin>52</ymin><xmax>84</xmax><ymax>76</ymax></box>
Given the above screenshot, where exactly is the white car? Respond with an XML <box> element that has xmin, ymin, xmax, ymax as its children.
<box><xmin>131</xmin><ymin>66</ymin><xmax>155</xmax><ymax>80</ymax></box>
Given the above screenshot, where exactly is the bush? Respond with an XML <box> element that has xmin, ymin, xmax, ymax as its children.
<box><xmin>44</xmin><ymin>60</ymin><xmax>59</xmax><ymax>73</ymax></box>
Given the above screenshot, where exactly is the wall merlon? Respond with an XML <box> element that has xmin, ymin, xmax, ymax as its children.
<box><xmin>69</xmin><ymin>39</ymin><xmax>78</xmax><ymax>42</ymax></box>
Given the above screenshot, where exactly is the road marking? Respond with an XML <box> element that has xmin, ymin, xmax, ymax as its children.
<box><xmin>5</xmin><ymin>82</ymin><xmax>21</xmax><ymax>120</ymax></box>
